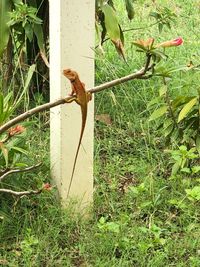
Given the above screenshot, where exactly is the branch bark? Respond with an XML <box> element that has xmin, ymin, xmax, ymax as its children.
<box><xmin>0</xmin><ymin>163</ymin><xmax>42</xmax><ymax>182</ymax></box>
<box><xmin>0</xmin><ymin>56</ymin><xmax>152</xmax><ymax>134</ymax></box>
<box><xmin>0</xmin><ymin>188</ymin><xmax>43</xmax><ymax>196</ymax></box>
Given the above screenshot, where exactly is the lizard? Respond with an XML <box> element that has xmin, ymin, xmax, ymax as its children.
<box><xmin>63</xmin><ymin>69</ymin><xmax>92</xmax><ymax>197</ymax></box>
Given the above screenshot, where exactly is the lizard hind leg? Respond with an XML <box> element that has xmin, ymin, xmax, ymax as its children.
<box><xmin>65</xmin><ymin>96</ymin><xmax>77</xmax><ymax>104</ymax></box>
<box><xmin>87</xmin><ymin>92</ymin><xmax>92</xmax><ymax>102</ymax></box>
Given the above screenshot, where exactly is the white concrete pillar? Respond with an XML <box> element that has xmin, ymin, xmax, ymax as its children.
<box><xmin>49</xmin><ymin>0</ymin><xmax>94</xmax><ymax>208</ymax></box>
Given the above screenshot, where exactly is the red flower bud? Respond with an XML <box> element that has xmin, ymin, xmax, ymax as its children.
<box><xmin>156</xmin><ymin>37</ymin><xmax>183</xmax><ymax>48</ymax></box>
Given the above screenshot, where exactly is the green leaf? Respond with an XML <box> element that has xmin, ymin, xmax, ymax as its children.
<box><xmin>196</xmin><ymin>135</ymin><xmax>200</xmax><ymax>154</ymax></box>
<box><xmin>15</xmin><ymin>64</ymin><xmax>36</xmax><ymax>107</ymax></box>
<box><xmin>101</xmin><ymin>4</ymin><xmax>120</xmax><ymax>42</ymax></box>
<box><xmin>33</xmin><ymin>24</ymin><xmax>44</xmax><ymax>51</ymax></box>
<box><xmin>178</xmin><ymin>97</ymin><xmax>198</xmax><ymax>123</ymax></box>
<box><xmin>124</xmin><ymin>0</ymin><xmax>135</xmax><ymax>20</ymax></box>
<box><xmin>24</xmin><ymin>23</ymin><xmax>33</xmax><ymax>42</ymax></box>
<box><xmin>4</xmin><ymin>91</ymin><xmax>13</xmax><ymax>106</ymax></box>
<box><xmin>12</xmin><ymin>0</ymin><xmax>22</xmax><ymax>4</ymax></box>
<box><xmin>101</xmin><ymin>3</ymin><xmax>126</xmax><ymax>60</ymax></box>
<box><xmin>186</xmin><ymin>186</ymin><xmax>200</xmax><ymax>201</ymax></box>
<box><xmin>181</xmin><ymin>167</ymin><xmax>191</xmax><ymax>174</ymax></box>
<box><xmin>172</xmin><ymin>96</ymin><xmax>193</xmax><ymax>109</ymax></box>
<box><xmin>149</xmin><ymin>106</ymin><xmax>168</xmax><ymax>121</ymax></box>
<box><xmin>11</xmin><ymin>146</ymin><xmax>29</xmax><ymax>155</ymax></box>
<box><xmin>106</xmin><ymin>222</ymin><xmax>120</xmax><ymax>233</ymax></box>
<box><xmin>163</xmin><ymin>118</ymin><xmax>173</xmax><ymax>129</ymax></box>
<box><xmin>163</xmin><ymin>123</ymin><xmax>174</xmax><ymax>137</ymax></box>
<box><xmin>191</xmin><ymin>166</ymin><xmax>200</xmax><ymax>174</ymax></box>
<box><xmin>0</xmin><ymin>92</ymin><xmax>14</xmax><ymax>125</ymax></box>
<box><xmin>14</xmin><ymin>162</ymin><xmax>28</xmax><ymax>168</ymax></box>
<box><xmin>162</xmin><ymin>118</ymin><xmax>174</xmax><ymax>137</ymax></box>
<box><xmin>0</xmin><ymin>143</ymin><xmax>9</xmax><ymax>167</ymax></box>
<box><xmin>159</xmin><ymin>86</ymin><xmax>167</xmax><ymax>96</ymax></box>
<box><xmin>171</xmin><ymin>161</ymin><xmax>180</xmax><ymax>176</ymax></box>
<box><xmin>147</xmin><ymin>96</ymin><xmax>161</xmax><ymax>108</ymax></box>
<box><xmin>0</xmin><ymin>0</ymin><xmax>11</xmax><ymax>57</ymax></box>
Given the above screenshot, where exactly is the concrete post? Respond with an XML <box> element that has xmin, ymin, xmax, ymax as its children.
<box><xmin>49</xmin><ymin>0</ymin><xmax>94</xmax><ymax>208</ymax></box>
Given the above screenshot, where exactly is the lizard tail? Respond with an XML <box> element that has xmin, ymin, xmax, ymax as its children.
<box><xmin>66</xmin><ymin>106</ymin><xmax>87</xmax><ymax>198</ymax></box>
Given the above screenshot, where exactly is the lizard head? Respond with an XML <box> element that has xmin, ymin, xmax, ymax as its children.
<box><xmin>63</xmin><ymin>69</ymin><xmax>77</xmax><ymax>82</ymax></box>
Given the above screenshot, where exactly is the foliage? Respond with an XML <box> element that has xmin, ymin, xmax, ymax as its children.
<box><xmin>168</xmin><ymin>145</ymin><xmax>200</xmax><ymax>176</ymax></box>
<box><xmin>0</xmin><ymin>0</ymin><xmax>49</xmax><ymax>98</ymax></box>
<box><xmin>186</xmin><ymin>186</ymin><xmax>200</xmax><ymax>202</ymax></box>
<box><xmin>149</xmin><ymin>6</ymin><xmax>177</xmax><ymax>33</ymax></box>
<box><xmin>147</xmin><ymin>80</ymin><xmax>200</xmax><ymax>150</ymax></box>
<box><xmin>8</xmin><ymin>2</ymin><xmax>44</xmax><ymax>50</ymax></box>
<box><xmin>0</xmin><ymin>0</ymin><xmax>200</xmax><ymax>266</ymax></box>
<box><xmin>95</xmin><ymin>0</ymin><xmax>126</xmax><ymax>59</ymax></box>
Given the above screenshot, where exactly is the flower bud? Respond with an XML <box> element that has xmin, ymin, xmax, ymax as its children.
<box><xmin>156</xmin><ymin>37</ymin><xmax>183</xmax><ymax>48</ymax></box>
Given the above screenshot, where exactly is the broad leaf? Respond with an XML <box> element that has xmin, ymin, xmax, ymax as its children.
<box><xmin>24</xmin><ymin>23</ymin><xmax>33</xmax><ymax>42</ymax></box>
<box><xmin>125</xmin><ymin>0</ymin><xmax>135</xmax><ymax>20</ymax></box>
<box><xmin>172</xmin><ymin>96</ymin><xmax>193</xmax><ymax>109</ymax></box>
<box><xmin>102</xmin><ymin>4</ymin><xmax>125</xmax><ymax>60</ymax></box>
<box><xmin>178</xmin><ymin>97</ymin><xmax>198</xmax><ymax>122</ymax></box>
<box><xmin>12</xmin><ymin>146</ymin><xmax>28</xmax><ymax>156</ymax></box>
<box><xmin>0</xmin><ymin>0</ymin><xmax>11</xmax><ymax>57</ymax></box>
<box><xmin>159</xmin><ymin>86</ymin><xmax>167</xmax><ymax>96</ymax></box>
<box><xmin>171</xmin><ymin>161</ymin><xmax>180</xmax><ymax>176</ymax></box>
<box><xmin>163</xmin><ymin>119</ymin><xmax>174</xmax><ymax>137</ymax></box>
<box><xmin>149</xmin><ymin>105</ymin><xmax>168</xmax><ymax>121</ymax></box>
<box><xmin>147</xmin><ymin>96</ymin><xmax>161</xmax><ymax>108</ymax></box>
<box><xmin>163</xmin><ymin>124</ymin><xmax>174</xmax><ymax>137</ymax></box>
<box><xmin>102</xmin><ymin>4</ymin><xmax>120</xmax><ymax>42</ymax></box>
<box><xmin>33</xmin><ymin>24</ymin><xmax>44</xmax><ymax>51</ymax></box>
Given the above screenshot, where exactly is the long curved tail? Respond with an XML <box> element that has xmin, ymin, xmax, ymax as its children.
<box><xmin>66</xmin><ymin>104</ymin><xmax>87</xmax><ymax>197</ymax></box>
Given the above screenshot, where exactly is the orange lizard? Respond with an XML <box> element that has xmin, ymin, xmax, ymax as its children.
<box><xmin>63</xmin><ymin>69</ymin><xmax>92</xmax><ymax>197</ymax></box>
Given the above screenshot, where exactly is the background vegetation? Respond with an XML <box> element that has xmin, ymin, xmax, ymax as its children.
<box><xmin>0</xmin><ymin>0</ymin><xmax>200</xmax><ymax>266</ymax></box>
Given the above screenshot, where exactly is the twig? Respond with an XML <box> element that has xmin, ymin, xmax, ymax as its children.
<box><xmin>0</xmin><ymin>188</ymin><xmax>43</xmax><ymax>196</ymax></box>
<box><xmin>0</xmin><ymin>99</ymin><xmax>65</xmax><ymax>134</ymax></box>
<box><xmin>123</xmin><ymin>22</ymin><xmax>159</xmax><ymax>33</ymax></box>
<box><xmin>0</xmin><ymin>56</ymin><xmax>153</xmax><ymax>134</ymax></box>
<box><xmin>0</xmin><ymin>163</ymin><xmax>42</xmax><ymax>182</ymax></box>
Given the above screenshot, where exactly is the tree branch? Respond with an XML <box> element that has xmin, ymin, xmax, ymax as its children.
<box><xmin>0</xmin><ymin>163</ymin><xmax>42</xmax><ymax>182</ymax></box>
<box><xmin>0</xmin><ymin>188</ymin><xmax>43</xmax><ymax>196</ymax></box>
<box><xmin>0</xmin><ymin>56</ymin><xmax>153</xmax><ymax>134</ymax></box>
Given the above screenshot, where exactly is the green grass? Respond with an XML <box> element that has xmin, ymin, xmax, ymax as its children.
<box><xmin>1</xmin><ymin>0</ymin><xmax>200</xmax><ymax>266</ymax></box>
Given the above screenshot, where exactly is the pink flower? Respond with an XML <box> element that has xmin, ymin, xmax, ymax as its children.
<box><xmin>8</xmin><ymin>125</ymin><xmax>25</xmax><ymax>136</ymax></box>
<box><xmin>156</xmin><ymin>37</ymin><xmax>183</xmax><ymax>48</ymax></box>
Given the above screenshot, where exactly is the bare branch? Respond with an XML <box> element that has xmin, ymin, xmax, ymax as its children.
<box><xmin>0</xmin><ymin>188</ymin><xmax>43</xmax><ymax>196</ymax></box>
<box><xmin>0</xmin><ymin>56</ymin><xmax>153</xmax><ymax>134</ymax></box>
<box><xmin>0</xmin><ymin>163</ymin><xmax>42</xmax><ymax>182</ymax></box>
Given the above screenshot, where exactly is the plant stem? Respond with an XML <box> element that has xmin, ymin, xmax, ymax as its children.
<box><xmin>163</xmin><ymin>78</ymin><xmax>180</xmax><ymax>131</ymax></box>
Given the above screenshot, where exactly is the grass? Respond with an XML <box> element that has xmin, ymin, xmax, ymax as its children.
<box><xmin>1</xmin><ymin>0</ymin><xmax>200</xmax><ymax>266</ymax></box>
